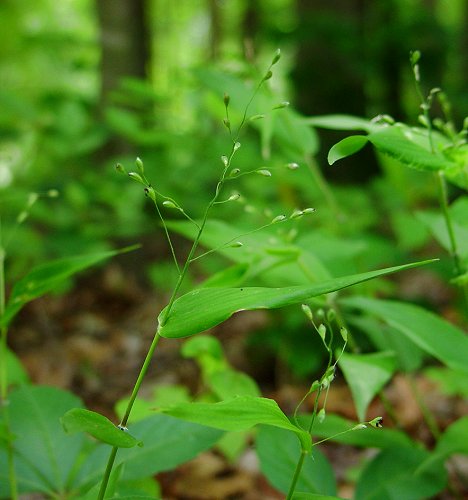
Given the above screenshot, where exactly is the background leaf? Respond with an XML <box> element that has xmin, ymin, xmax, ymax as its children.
<box><xmin>338</xmin><ymin>351</ymin><xmax>396</xmax><ymax>421</ymax></box>
<box><xmin>0</xmin><ymin>386</ymin><xmax>85</xmax><ymax>497</ymax></box>
<box><xmin>355</xmin><ymin>446</ymin><xmax>447</xmax><ymax>500</ymax></box>
<box><xmin>256</xmin><ymin>425</ymin><xmax>336</xmax><ymax>496</ymax></box>
<box><xmin>341</xmin><ymin>297</ymin><xmax>468</xmax><ymax>373</ymax></box>
<box><xmin>73</xmin><ymin>414</ymin><xmax>223</xmax><ymax>491</ymax></box>
<box><xmin>1</xmin><ymin>246</ymin><xmax>138</xmax><ymax>328</ymax></box>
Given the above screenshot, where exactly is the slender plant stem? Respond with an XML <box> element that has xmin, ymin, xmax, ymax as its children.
<box><xmin>98</xmin><ymin>331</ymin><xmax>162</xmax><ymax>499</ymax></box>
<box><xmin>286</xmin><ymin>449</ymin><xmax>307</xmax><ymax>500</ymax></box>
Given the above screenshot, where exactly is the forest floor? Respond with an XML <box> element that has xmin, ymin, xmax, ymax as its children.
<box><xmin>10</xmin><ymin>263</ymin><xmax>468</xmax><ymax>500</ymax></box>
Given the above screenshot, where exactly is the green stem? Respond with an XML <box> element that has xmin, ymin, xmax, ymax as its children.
<box><xmin>98</xmin><ymin>331</ymin><xmax>162</xmax><ymax>500</ymax></box>
<box><xmin>286</xmin><ymin>449</ymin><xmax>307</xmax><ymax>500</ymax></box>
<box><xmin>435</xmin><ymin>171</ymin><xmax>468</xmax><ymax>314</ymax></box>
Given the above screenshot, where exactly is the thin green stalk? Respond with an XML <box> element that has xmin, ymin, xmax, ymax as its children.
<box><xmin>435</xmin><ymin>171</ymin><xmax>468</xmax><ymax>312</ymax></box>
<box><xmin>286</xmin><ymin>449</ymin><xmax>307</xmax><ymax>500</ymax></box>
<box><xmin>98</xmin><ymin>331</ymin><xmax>162</xmax><ymax>500</ymax></box>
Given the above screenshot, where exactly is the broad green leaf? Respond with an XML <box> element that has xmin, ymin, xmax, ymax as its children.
<box><xmin>428</xmin><ymin>416</ymin><xmax>468</xmax><ymax>463</ymax></box>
<box><xmin>306</xmin><ymin>114</ymin><xmax>377</xmax><ymax>132</ymax></box>
<box><xmin>1</xmin><ymin>245</ymin><xmax>138</xmax><ymax>328</ymax></box>
<box><xmin>167</xmin><ymin>219</ymin><xmax>332</xmax><ymax>286</ymax></box>
<box><xmin>347</xmin><ymin>314</ymin><xmax>425</xmax><ymax>372</ymax></box>
<box><xmin>341</xmin><ymin>297</ymin><xmax>468</xmax><ymax>373</ymax></box>
<box><xmin>355</xmin><ymin>446</ymin><xmax>447</xmax><ymax>500</ymax></box>
<box><xmin>208</xmin><ymin>370</ymin><xmax>261</xmax><ymax>399</ymax></box>
<box><xmin>115</xmin><ymin>385</ymin><xmax>191</xmax><ymax>424</ymax></box>
<box><xmin>328</xmin><ymin>135</ymin><xmax>369</xmax><ymax>165</ymax></box>
<box><xmin>156</xmin><ymin>396</ymin><xmax>312</xmax><ymax>452</ymax></box>
<box><xmin>424</xmin><ymin>367</ymin><xmax>468</xmax><ymax>397</ymax></box>
<box><xmin>367</xmin><ymin>126</ymin><xmax>456</xmax><ymax>172</ymax></box>
<box><xmin>338</xmin><ymin>351</ymin><xmax>396</xmax><ymax>421</ymax></box>
<box><xmin>257</xmin><ymin>426</ymin><xmax>336</xmax><ymax>495</ymax></box>
<box><xmin>4</xmin><ymin>347</ymin><xmax>30</xmax><ymax>386</ymax></box>
<box><xmin>415</xmin><ymin>417</ymin><xmax>468</xmax><ymax>479</ymax></box>
<box><xmin>416</xmin><ymin>198</ymin><xmax>468</xmax><ymax>261</ymax></box>
<box><xmin>0</xmin><ymin>386</ymin><xmax>85</xmax><ymax>497</ymax></box>
<box><xmin>61</xmin><ymin>408</ymin><xmax>141</xmax><ymax>448</ymax></box>
<box><xmin>201</xmin><ymin>263</ymin><xmax>250</xmax><ymax>287</ymax></box>
<box><xmin>157</xmin><ymin>260</ymin><xmax>436</xmax><ymax>338</ymax></box>
<box><xmin>73</xmin><ymin>415</ymin><xmax>223</xmax><ymax>490</ymax></box>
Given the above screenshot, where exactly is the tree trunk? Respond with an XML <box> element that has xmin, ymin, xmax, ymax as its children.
<box><xmin>95</xmin><ymin>0</ymin><xmax>150</xmax><ymax>157</ymax></box>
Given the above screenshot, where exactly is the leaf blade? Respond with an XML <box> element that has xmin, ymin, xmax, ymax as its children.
<box><xmin>157</xmin><ymin>260</ymin><xmax>437</xmax><ymax>339</ymax></box>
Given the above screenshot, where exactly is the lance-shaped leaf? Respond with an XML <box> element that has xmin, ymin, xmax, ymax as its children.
<box><xmin>61</xmin><ymin>409</ymin><xmax>142</xmax><ymax>448</ymax></box>
<box><xmin>157</xmin><ymin>260</ymin><xmax>436</xmax><ymax>339</ymax></box>
<box><xmin>155</xmin><ymin>396</ymin><xmax>312</xmax><ymax>452</ymax></box>
<box><xmin>328</xmin><ymin>135</ymin><xmax>369</xmax><ymax>165</ymax></box>
<box><xmin>1</xmin><ymin>245</ymin><xmax>139</xmax><ymax>328</ymax></box>
<box><xmin>341</xmin><ymin>297</ymin><xmax>468</xmax><ymax>373</ymax></box>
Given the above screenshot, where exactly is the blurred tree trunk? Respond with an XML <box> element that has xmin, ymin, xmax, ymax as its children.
<box><xmin>96</xmin><ymin>0</ymin><xmax>150</xmax><ymax>157</ymax></box>
<box><xmin>291</xmin><ymin>0</ymin><xmax>378</xmax><ymax>182</ymax></box>
<box><xmin>242</xmin><ymin>0</ymin><xmax>260</xmax><ymax>62</ymax></box>
<box><xmin>208</xmin><ymin>0</ymin><xmax>221</xmax><ymax>61</ymax></box>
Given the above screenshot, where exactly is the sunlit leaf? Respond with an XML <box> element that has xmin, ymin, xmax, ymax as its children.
<box><xmin>155</xmin><ymin>396</ymin><xmax>312</xmax><ymax>452</ymax></box>
<box><xmin>157</xmin><ymin>260</ymin><xmax>436</xmax><ymax>339</ymax></box>
<box><xmin>61</xmin><ymin>409</ymin><xmax>141</xmax><ymax>448</ymax></box>
<box><xmin>328</xmin><ymin>135</ymin><xmax>369</xmax><ymax>165</ymax></box>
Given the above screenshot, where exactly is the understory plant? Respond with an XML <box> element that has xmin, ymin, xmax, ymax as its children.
<box><xmin>1</xmin><ymin>51</ymin><xmax>467</xmax><ymax>500</ymax></box>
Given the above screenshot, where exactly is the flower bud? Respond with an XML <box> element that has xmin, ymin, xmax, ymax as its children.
<box><xmin>250</xmin><ymin>114</ymin><xmax>265</xmax><ymax>121</ymax></box>
<box><xmin>229</xmin><ymin>168</ymin><xmax>240</xmax><ymax>177</ymax></box>
<box><xmin>228</xmin><ymin>193</ymin><xmax>240</xmax><ymax>201</ymax></box>
<box><xmin>301</xmin><ymin>304</ymin><xmax>313</xmax><ymax>322</ymax></box>
<box><xmin>317</xmin><ymin>408</ymin><xmax>326</xmax><ymax>423</ymax></box>
<box><xmin>234</xmin><ymin>142</ymin><xmax>241</xmax><ymax>151</ymax></box>
<box><xmin>163</xmin><ymin>200</ymin><xmax>178</xmax><ymax>209</ymax></box>
<box><xmin>340</xmin><ymin>327</ymin><xmax>348</xmax><ymax>342</ymax></box>
<box><xmin>352</xmin><ymin>423</ymin><xmax>367</xmax><ymax>431</ymax></box>
<box><xmin>256</xmin><ymin>169</ymin><xmax>272</xmax><ymax>177</ymax></box>
<box><xmin>228</xmin><ymin>241</ymin><xmax>243</xmax><ymax>248</ymax></box>
<box><xmin>271</xmin><ymin>48</ymin><xmax>281</xmax><ymax>65</ymax></box>
<box><xmin>369</xmin><ymin>416</ymin><xmax>383</xmax><ymax>428</ymax></box>
<box><xmin>47</xmin><ymin>189</ymin><xmax>59</xmax><ymax>198</ymax></box>
<box><xmin>290</xmin><ymin>209</ymin><xmax>304</xmax><ymax>219</ymax></box>
<box><xmin>272</xmin><ymin>214</ymin><xmax>286</xmax><ymax>224</ymax></box>
<box><xmin>318</xmin><ymin>323</ymin><xmax>326</xmax><ymax>341</ymax></box>
<box><xmin>223</xmin><ymin>118</ymin><xmax>231</xmax><ymax>130</ymax></box>
<box><xmin>303</xmin><ymin>208</ymin><xmax>316</xmax><ymax>215</ymax></box>
<box><xmin>144</xmin><ymin>186</ymin><xmax>156</xmax><ymax>202</ymax></box>
<box><xmin>286</xmin><ymin>162</ymin><xmax>299</xmax><ymax>170</ymax></box>
<box><xmin>221</xmin><ymin>155</ymin><xmax>229</xmax><ymax>166</ymax></box>
<box><xmin>135</xmin><ymin>157</ymin><xmax>144</xmax><ymax>174</ymax></box>
<box><xmin>115</xmin><ymin>163</ymin><xmax>126</xmax><ymax>174</ymax></box>
<box><xmin>273</xmin><ymin>101</ymin><xmax>290</xmax><ymax>110</ymax></box>
<box><xmin>128</xmin><ymin>172</ymin><xmax>144</xmax><ymax>184</ymax></box>
<box><xmin>262</xmin><ymin>70</ymin><xmax>273</xmax><ymax>82</ymax></box>
<box><xmin>224</xmin><ymin>93</ymin><xmax>230</xmax><ymax>107</ymax></box>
